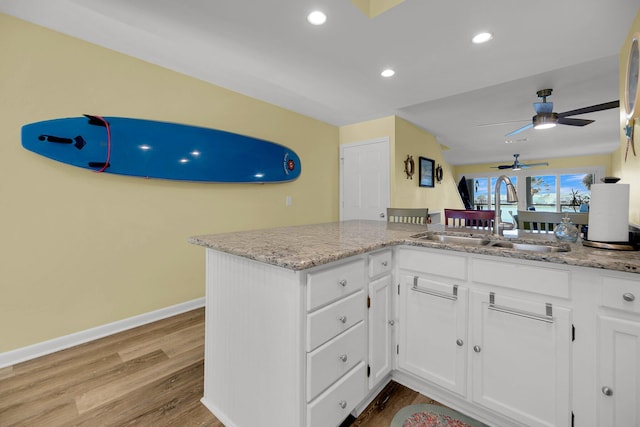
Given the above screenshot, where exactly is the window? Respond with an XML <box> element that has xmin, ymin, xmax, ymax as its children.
<box><xmin>460</xmin><ymin>167</ymin><xmax>602</xmax><ymax>219</ymax></box>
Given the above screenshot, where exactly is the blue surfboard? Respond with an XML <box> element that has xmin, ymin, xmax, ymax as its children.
<box><xmin>21</xmin><ymin>115</ymin><xmax>301</xmax><ymax>183</ymax></box>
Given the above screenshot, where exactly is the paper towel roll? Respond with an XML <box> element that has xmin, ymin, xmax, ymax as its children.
<box><xmin>588</xmin><ymin>183</ymin><xmax>630</xmax><ymax>242</ymax></box>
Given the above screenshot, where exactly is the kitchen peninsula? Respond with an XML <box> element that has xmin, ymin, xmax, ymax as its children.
<box><xmin>189</xmin><ymin>220</ymin><xmax>640</xmax><ymax>427</ymax></box>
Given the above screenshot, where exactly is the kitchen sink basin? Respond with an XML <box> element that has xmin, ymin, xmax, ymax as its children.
<box><xmin>488</xmin><ymin>241</ymin><xmax>569</xmax><ymax>253</ymax></box>
<box><xmin>415</xmin><ymin>234</ymin><xmax>491</xmax><ymax>246</ymax></box>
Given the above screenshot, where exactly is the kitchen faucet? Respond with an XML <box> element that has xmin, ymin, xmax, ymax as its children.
<box><xmin>494</xmin><ymin>175</ymin><xmax>518</xmax><ymax>236</ymax></box>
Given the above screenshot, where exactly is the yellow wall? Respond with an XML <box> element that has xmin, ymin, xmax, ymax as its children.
<box><xmin>0</xmin><ymin>14</ymin><xmax>339</xmax><ymax>352</ymax></box>
<box><xmin>339</xmin><ymin>115</ymin><xmax>464</xmax><ymax>216</ymax></box>
<box><xmin>453</xmin><ymin>153</ymin><xmax>613</xmax><ymax>178</ymax></box>
<box><xmin>615</xmin><ymin>9</ymin><xmax>640</xmax><ymax>225</ymax></box>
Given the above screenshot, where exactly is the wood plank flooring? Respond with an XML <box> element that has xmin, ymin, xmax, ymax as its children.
<box><xmin>0</xmin><ymin>308</ymin><xmax>433</xmax><ymax>427</ymax></box>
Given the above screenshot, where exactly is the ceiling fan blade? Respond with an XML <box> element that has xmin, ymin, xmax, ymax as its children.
<box><xmin>490</xmin><ymin>165</ymin><xmax>514</xmax><ymax>169</ymax></box>
<box><xmin>505</xmin><ymin>122</ymin><xmax>533</xmax><ymax>137</ymax></box>
<box><xmin>534</xmin><ymin>102</ymin><xmax>553</xmax><ymax>114</ymax></box>
<box><xmin>521</xmin><ymin>162</ymin><xmax>550</xmax><ymax>168</ymax></box>
<box><xmin>557</xmin><ymin>100</ymin><xmax>619</xmax><ymax>118</ymax></box>
<box><xmin>477</xmin><ymin>119</ymin><xmax>529</xmax><ymax>127</ymax></box>
<box><xmin>557</xmin><ymin>117</ymin><xmax>594</xmax><ymax>126</ymax></box>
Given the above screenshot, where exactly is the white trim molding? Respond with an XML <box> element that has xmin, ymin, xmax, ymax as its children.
<box><xmin>0</xmin><ymin>298</ymin><xmax>205</xmax><ymax>369</ymax></box>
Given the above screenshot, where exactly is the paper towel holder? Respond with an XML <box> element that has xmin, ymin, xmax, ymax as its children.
<box><xmin>601</xmin><ymin>177</ymin><xmax>621</xmax><ymax>183</ymax></box>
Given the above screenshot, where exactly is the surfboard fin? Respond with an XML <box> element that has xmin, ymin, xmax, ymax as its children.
<box><xmin>84</xmin><ymin>114</ymin><xmax>107</xmax><ymax>127</ymax></box>
<box><xmin>88</xmin><ymin>162</ymin><xmax>110</xmax><ymax>169</ymax></box>
<box><xmin>38</xmin><ymin>134</ymin><xmax>73</xmax><ymax>144</ymax></box>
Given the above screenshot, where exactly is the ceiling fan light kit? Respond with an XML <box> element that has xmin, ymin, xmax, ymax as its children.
<box><xmin>533</xmin><ymin>112</ymin><xmax>558</xmax><ymax>130</ymax></box>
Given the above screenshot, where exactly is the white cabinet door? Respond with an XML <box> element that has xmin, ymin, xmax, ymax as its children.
<box><xmin>470</xmin><ymin>291</ymin><xmax>572</xmax><ymax>427</ymax></box>
<box><xmin>598</xmin><ymin>315</ymin><xmax>640</xmax><ymax>427</ymax></box>
<box><xmin>368</xmin><ymin>274</ymin><xmax>393</xmax><ymax>389</ymax></box>
<box><xmin>398</xmin><ymin>275</ymin><xmax>468</xmax><ymax>396</ymax></box>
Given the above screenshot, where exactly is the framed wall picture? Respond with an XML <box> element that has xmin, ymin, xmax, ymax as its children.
<box><xmin>419</xmin><ymin>156</ymin><xmax>434</xmax><ymax>188</ymax></box>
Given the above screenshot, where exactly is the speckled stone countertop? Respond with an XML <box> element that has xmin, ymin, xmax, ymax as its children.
<box><xmin>189</xmin><ymin>220</ymin><xmax>640</xmax><ymax>274</ymax></box>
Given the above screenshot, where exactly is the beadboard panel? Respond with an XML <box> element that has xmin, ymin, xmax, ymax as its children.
<box><xmin>203</xmin><ymin>249</ymin><xmax>305</xmax><ymax>427</ymax></box>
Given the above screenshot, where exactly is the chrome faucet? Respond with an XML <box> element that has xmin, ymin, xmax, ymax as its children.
<box><xmin>494</xmin><ymin>175</ymin><xmax>518</xmax><ymax>236</ymax></box>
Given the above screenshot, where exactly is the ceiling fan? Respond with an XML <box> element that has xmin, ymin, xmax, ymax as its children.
<box><xmin>505</xmin><ymin>89</ymin><xmax>619</xmax><ymax>137</ymax></box>
<box><xmin>492</xmin><ymin>154</ymin><xmax>549</xmax><ymax>170</ymax></box>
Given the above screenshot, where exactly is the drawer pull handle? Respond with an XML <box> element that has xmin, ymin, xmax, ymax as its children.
<box><xmin>338</xmin><ymin>279</ymin><xmax>347</xmax><ymax>287</ymax></box>
<box><xmin>602</xmin><ymin>386</ymin><xmax>613</xmax><ymax>396</ymax></box>
<box><xmin>338</xmin><ymin>316</ymin><xmax>347</xmax><ymax>324</ymax></box>
<box><xmin>412</xmin><ymin>277</ymin><xmax>458</xmax><ymax>301</ymax></box>
<box><xmin>623</xmin><ymin>293</ymin><xmax>635</xmax><ymax>302</ymax></box>
<box><xmin>488</xmin><ymin>292</ymin><xmax>554</xmax><ymax>324</ymax></box>
<box><xmin>339</xmin><ymin>354</ymin><xmax>348</xmax><ymax>363</ymax></box>
<box><xmin>338</xmin><ymin>400</ymin><xmax>347</xmax><ymax>409</ymax></box>
<box><xmin>456</xmin><ymin>339</ymin><xmax>464</xmax><ymax>346</ymax></box>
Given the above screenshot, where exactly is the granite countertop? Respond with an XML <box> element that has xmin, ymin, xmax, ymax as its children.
<box><xmin>188</xmin><ymin>220</ymin><xmax>640</xmax><ymax>274</ymax></box>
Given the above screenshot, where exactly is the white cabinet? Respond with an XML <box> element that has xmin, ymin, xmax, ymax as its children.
<box><xmin>367</xmin><ymin>250</ymin><xmax>393</xmax><ymax>390</ymax></box>
<box><xmin>398</xmin><ymin>274</ymin><xmax>468</xmax><ymax>395</ymax></box>
<box><xmin>397</xmin><ymin>248</ymin><xmax>573</xmax><ymax>427</ymax></box>
<box><xmin>598</xmin><ymin>276</ymin><xmax>640</xmax><ymax>427</ymax></box>
<box><xmin>470</xmin><ymin>291</ymin><xmax>572</xmax><ymax>427</ymax></box>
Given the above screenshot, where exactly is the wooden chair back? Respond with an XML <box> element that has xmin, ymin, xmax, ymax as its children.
<box><xmin>386</xmin><ymin>208</ymin><xmax>429</xmax><ymax>224</ymax></box>
<box><xmin>517</xmin><ymin>210</ymin><xmax>589</xmax><ymax>232</ymax></box>
<box><xmin>444</xmin><ymin>209</ymin><xmax>495</xmax><ymax>229</ymax></box>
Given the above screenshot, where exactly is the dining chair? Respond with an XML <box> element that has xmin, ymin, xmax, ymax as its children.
<box><xmin>517</xmin><ymin>210</ymin><xmax>589</xmax><ymax>232</ymax></box>
<box><xmin>386</xmin><ymin>208</ymin><xmax>429</xmax><ymax>224</ymax></box>
<box><xmin>444</xmin><ymin>209</ymin><xmax>495</xmax><ymax>229</ymax></box>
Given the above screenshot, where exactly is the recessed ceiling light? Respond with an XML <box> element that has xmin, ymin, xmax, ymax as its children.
<box><xmin>472</xmin><ymin>32</ymin><xmax>493</xmax><ymax>44</ymax></box>
<box><xmin>307</xmin><ymin>11</ymin><xmax>327</xmax><ymax>25</ymax></box>
<box><xmin>381</xmin><ymin>68</ymin><xmax>395</xmax><ymax>78</ymax></box>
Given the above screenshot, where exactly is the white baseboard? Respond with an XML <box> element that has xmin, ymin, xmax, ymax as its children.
<box><xmin>0</xmin><ymin>297</ymin><xmax>205</xmax><ymax>369</ymax></box>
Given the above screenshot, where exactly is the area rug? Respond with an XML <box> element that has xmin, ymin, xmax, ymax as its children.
<box><xmin>390</xmin><ymin>404</ymin><xmax>488</xmax><ymax>427</ymax></box>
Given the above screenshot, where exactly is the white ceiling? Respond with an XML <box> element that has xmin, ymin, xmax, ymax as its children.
<box><xmin>1</xmin><ymin>0</ymin><xmax>638</xmax><ymax>166</ymax></box>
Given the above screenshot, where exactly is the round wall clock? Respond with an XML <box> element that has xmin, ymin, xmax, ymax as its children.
<box><xmin>624</xmin><ymin>32</ymin><xmax>640</xmax><ymax>119</ymax></box>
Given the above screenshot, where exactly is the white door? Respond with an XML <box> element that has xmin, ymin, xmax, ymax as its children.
<box><xmin>598</xmin><ymin>315</ymin><xmax>640</xmax><ymax>427</ymax></box>
<box><xmin>470</xmin><ymin>291</ymin><xmax>572</xmax><ymax>427</ymax></box>
<box><xmin>368</xmin><ymin>274</ymin><xmax>393</xmax><ymax>389</ymax></box>
<box><xmin>340</xmin><ymin>138</ymin><xmax>390</xmax><ymax>221</ymax></box>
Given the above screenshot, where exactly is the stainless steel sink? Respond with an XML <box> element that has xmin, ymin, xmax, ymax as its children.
<box><xmin>416</xmin><ymin>234</ymin><xmax>491</xmax><ymax>246</ymax></box>
<box><xmin>488</xmin><ymin>241</ymin><xmax>569</xmax><ymax>253</ymax></box>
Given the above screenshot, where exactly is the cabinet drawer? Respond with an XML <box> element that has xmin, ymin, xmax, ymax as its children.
<box><xmin>369</xmin><ymin>250</ymin><xmax>392</xmax><ymax>278</ymax></box>
<box><xmin>397</xmin><ymin>248</ymin><xmax>467</xmax><ymax>280</ymax></box>
<box><xmin>601</xmin><ymin>276</ymin><xmax>640</xmax><ymax>314</ymax></box>
<box><xmin>306</xmin><ymin>321</ymin><xmax>365</xmax><ymax>401</ymax></box>
<box><xmin>471</xmin><ymin>258</ymin><xmax>570</xmax><ymax>298</ymax></box>
<box><xmin>307</xmin><ymin>362</ymin><xmax>366</xmax><ymax>427</ymax></box>
<box><xmin>307</xmin><ymin>259</ymin><xmax>365</xmax><ymax>311</ymax></box>
<box><xmin>307</xmin><ymin>290</ymin><xmax>365</xmax><ymax>351</ymax></box>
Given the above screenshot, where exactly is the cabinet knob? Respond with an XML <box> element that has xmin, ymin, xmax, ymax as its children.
<box><xmin>338</xmin><ymin>279</ymin><xmax>347</xmax><ymax>287</ymax></box>
<box><xmin>339</xmin><ymin>400</ymin><xmax>347</xmax><ymax>409</ymax></box>
<box><xmin>381</xmin><ymin>261</ymin><xmax>388</xmax><ymax>267</ymax></box>
<box><xmin>456</xmin><ymin>339</ymin><xmax>464</xmax><ymax>347</ymax></box>
<box><xmin>473</xmin><ymin>345</ymin><xmax>482</xmax><ymax>353</ymax></box>
<box><xmin>623</xmin><ymin>293</ymin><xmax>635</xmax><ymax>302</ymax></box>
<box><xmin>338</xmin><ymin>316</ymin><xmax>347</xmax><ymax>324</ymax></box>
<box><xmin>339</xmin><ymin>354</ymin><xmax>348</xmax><ymax>363</ymax></box>
<box><xmin>388</xmin><ymin>320</ymin><xmax>395</xmax><ymax>326</ymax></box>
<box><xmin>602</xmin><ymin>386</ymin><xmax>613</xmax><ymax>396</ymax></box>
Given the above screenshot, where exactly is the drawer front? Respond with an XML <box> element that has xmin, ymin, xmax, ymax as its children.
<box><xmin>369</xmin><ymin>250</ymin><xmax>392</xmax><ymax>278</ymax></box>
<box><xmin>307</xmin><ymin>259</ymin><xmax>365</xmax><ymax>311</ymax></box>
<box><xmin>397</xmin><ymin>248</ymin><xmax>467</xmax><ymax>280</ymax></box>
<box><xmin>471</xmin><ymin>258</ymin><xmax>570</xmax><ymax>299</ymax></box>
<box><xmin>601</xmin><ymin>276</ymin><xmax>640</xmax><ymax>314</ymax></box>
<box><xmin>307</xmin><ymin>290</ymin><xmax>365</xmax><ymax>351</ymax></box>
<box><xmin>307</xmin><ymin>362</ymin><xmax>367</xmax><ymax>427</ymax></box>
<box><xmin>307</xmin><ymin>322</ymin><xmax>365</xmax><ymax>402</ymax></box>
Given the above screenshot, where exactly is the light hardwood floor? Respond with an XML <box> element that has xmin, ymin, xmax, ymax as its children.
<box><xmin>0</xmin><ymin>308</ymin><xmax>433</xmax><ymax>427</ymax></box>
